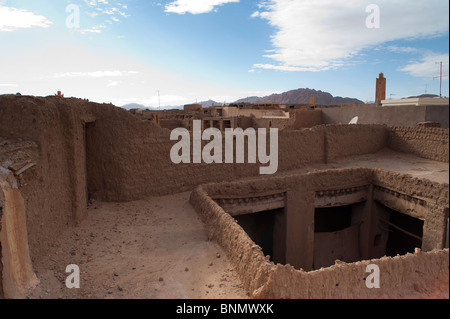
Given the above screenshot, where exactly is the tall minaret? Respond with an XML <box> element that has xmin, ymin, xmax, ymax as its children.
<box><xmin>375</xmin><ymin>73</ymin><xmax>386</xmax><ymax>106</ymax></box>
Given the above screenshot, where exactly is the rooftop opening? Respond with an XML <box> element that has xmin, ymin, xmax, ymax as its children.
<box><xmin>313</xmin><ymin>204</ymin><xmax>362</xmax><ymax>269</ymax></box>
<box><xmin>382</xmin><ymin>207</ymin><xmax>424</xmax><ymax>257</ymax></box>
<box><xmin>234</xmin><ymin>208</ymin><xmax>286</xmax><ymax>265</ymax></box>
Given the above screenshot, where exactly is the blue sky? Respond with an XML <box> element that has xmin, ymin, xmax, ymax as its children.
<box><xmin>0</xmin><ymin>0</ymin><xmax>448</xmax><ymax>108</ymax></box>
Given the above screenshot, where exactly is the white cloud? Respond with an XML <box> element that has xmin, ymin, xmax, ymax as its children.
<box><xmin>0</xmin><ymin>4</ymin><xmax>52</xmax><ymax>32</ymax></box>
<box><xmin>252</xmin><ymin>63</ymin><xmax>320</xmax><ymax>72</ymax></box>
<box><xmin>0</xmin><ymin>83</ymin><xmax>18</xmax><ymax>87</ymax></box>
<box><xmin>107</xmin><ymin>80</ymin><xmax>119</xmax><ymax>87</ymax></box>
<box><xmin>83</xmin><ymin>0</ymin><xmax>130</xmax><ymax>24</ymax></box>
<box><xmin>253</xmin><ymin>0</ymin><xmax>449</xmax><ymax>71</ymax></box>
<box><xmin>53</xmin><ymin>70</ymin><xmax>139</xmax><ymax>78</ymax></box>
<box><xmin>386</xmin><ymin>46</ymin><xmax>421</xmax><ymax>54</ymax></box>
<box><xmin>165</xmin><ymin>0</ymin><xmax>239</xmax><ymax>14</ymax></box>
<box><xmin>75</xmin><ymin>25</ymin><xmax>106</xmax><ymax>34</ymax></box>
<box><xmin>399</xmin><ymin>52</ymin><xmax>449</xmax><ymax>79</ymax></box>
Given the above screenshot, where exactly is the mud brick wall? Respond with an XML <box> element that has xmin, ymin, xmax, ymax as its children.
<box><xmin>324</xmin><ymin>124</ymin><xmax>388</xmax><ymax>163</ymax></box>
<box><xmin>0</xmin><ymin>95</ymin><xmax>91</xmax><ymax>262</ymax></box>
<box><xmin>388</xmin><ymin>126</ymin><xmax>449</xmax><ymax>163</ymax></box>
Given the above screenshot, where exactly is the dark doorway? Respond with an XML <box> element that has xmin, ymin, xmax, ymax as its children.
<box><xmin>235</xmin><ymin>208</ymin><xmax>285</xmax><ymax>264</ymax></box>
<box><xmin>84</xmin><ymin>121</ymin><xmax>95</xmax><ymax>202</ymax></box>
<box><xmin>383</xmin><ymin>208</ymin><xmax>424</xmax><ymax>257</ymax></box>
<box><xmin>313</xmin><ymin>204</ymin><xmax>360</xmax><ymax>269</ymax></box>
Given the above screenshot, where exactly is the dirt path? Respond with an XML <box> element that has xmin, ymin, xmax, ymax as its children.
<box><xmin>26</xmin><ymin>192</ymin><xmax>249</xmax><ymax>299</ymax></box>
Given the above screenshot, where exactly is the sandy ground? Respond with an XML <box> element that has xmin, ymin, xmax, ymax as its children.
<box><xmin>25</xmin><ymin>192</ymin><xmax>249</xmax><ymax>299</ymax></box>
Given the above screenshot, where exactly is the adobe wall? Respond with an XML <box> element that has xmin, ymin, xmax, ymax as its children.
<box><xmin>0</xmin><ymin>95</ymin><xmax>91</xmax><ymax>262</ymax></box>
<box><xmin>254</xmin><ymin>249</ymin><xmax>449</xmax><ymax>299</ymax></box>
<box><xmin>251</xmin><ymin>117</ymin><xmax>293</xmax><ymax>130</ymax></box>
<box><xmin>289</xmin><ymin>109</ymin><xmax>322</xmax><ymax>129</ymax></box>
<box><xmin>87</xmin><ymin>122</ymin><xmax>392</xmax><ymax>201</ymax></box>
<box><xmin>388</xmin><ymin>126</ymin><xmax>449</xmax><ymax>163</ymax></box>
<box><xmin>324</xmin><ymin>124</ymin><xmax>388</xmax><ymax>163</ymax></box>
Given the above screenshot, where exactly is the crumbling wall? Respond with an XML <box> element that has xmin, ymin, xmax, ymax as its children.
<box><xmin>388</xmin><ymin>126</ymin><xmax>449</xmax><ymax>163</ymax></box>
<box><xmin>0</xmin><ymin>95</ymin><xmax>89</xmax><ymax>262</ymax></box>
<box><xmin>253</xmin><ymin>249</ymin><xmax>449</xmax><ymax>299</ymax></box>
<box><xmin>0</xmin><ymin>175</ymin><xmax>39</xmax><ymax>299</ymax></box>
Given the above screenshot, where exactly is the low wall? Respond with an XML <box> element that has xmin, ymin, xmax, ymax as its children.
<box><xmin>86</xmin><ymin>122</ymin><xmax>387</xmax><ymax>201</ymax></box>
<box><xmin>388</xmin><ymin>126</ymin><xmax>449</xmax><ymax>163</ymax></box>
<box><xmin>324</xmin><ymin>124</ymin><xmax>387</xmax><ymax>163</ymax></box>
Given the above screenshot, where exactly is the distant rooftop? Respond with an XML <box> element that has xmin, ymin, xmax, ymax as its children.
<box><xmin>381</xmin><ymin>97</ymin><xmax>449</xmax><ymax>107</ymax></box>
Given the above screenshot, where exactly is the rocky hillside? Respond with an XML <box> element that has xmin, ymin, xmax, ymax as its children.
<box><xmin>235</xmin><ymin>88</ymin><xmax>364</xmax><ymax>105</ymax></box>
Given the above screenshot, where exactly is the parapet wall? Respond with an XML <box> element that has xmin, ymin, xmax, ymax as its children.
<box><xmin>388</xmin><ymin>126</ymin><xmax>450</xmax><ymax>163</ymax></box>
<box><xmin>324</xmin><ymin>124</ymin><xmax>388</xmax><ymax>163</ymax></box>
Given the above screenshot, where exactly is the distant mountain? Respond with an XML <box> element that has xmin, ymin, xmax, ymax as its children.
<box><xmin>198</xmin><ymin>100</ymin><xmax>223</xmax><ymax>108</ymax></box>
<box><xmin>121</xmin><ymin>103</ymin><xmax>150</xmax><ymax>110</ymax></box>
<box><xmin>121</xmin><ymin>89</ymin><xmax>362</xmax><ymax>111</ymax></box>
<box><xmin>234</xmin><ymin>88</ymin><xmax>364</xmax><ymax>105</ymax></box>
<box><xmin>121</xmin><ymin>103</ymin><xmax>183</xmax><ymax>111</ymax></box>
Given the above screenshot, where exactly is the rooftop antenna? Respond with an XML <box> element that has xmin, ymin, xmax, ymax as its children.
<box><xmin>433</xmin><ymin>61</ymin><xmax>448</xmax><ymax>98</ymax></box>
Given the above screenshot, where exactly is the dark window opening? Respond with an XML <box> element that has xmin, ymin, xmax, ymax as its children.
<box><xmin>235</xmin><ymin>208</ymin><xmax>285</xmax><ymax>264</ymax></box>
<box><xmin>315</xmin><ymin>205</ymin><xmax>353</xmax><ymax>233</ymax></box>
<box><xmin>223</xmin><ymin>120</ymin><xmax>231</xmax><ymax>130</ymax></box>
<box><xmin>313</xmin><ymin>204</ymin><xmax>360</xmax><ymax>269</ymax></box>
<box><xmin>383</xmin><ymin>208</ymin><xmax>424</xmax><ymax>257</ymax></box>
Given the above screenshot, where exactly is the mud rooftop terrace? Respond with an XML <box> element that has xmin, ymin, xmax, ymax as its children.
<box><xmin>0</xmin><ymin>95</ymin><xmax>448</xmax><ymax>299</ymax></box>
